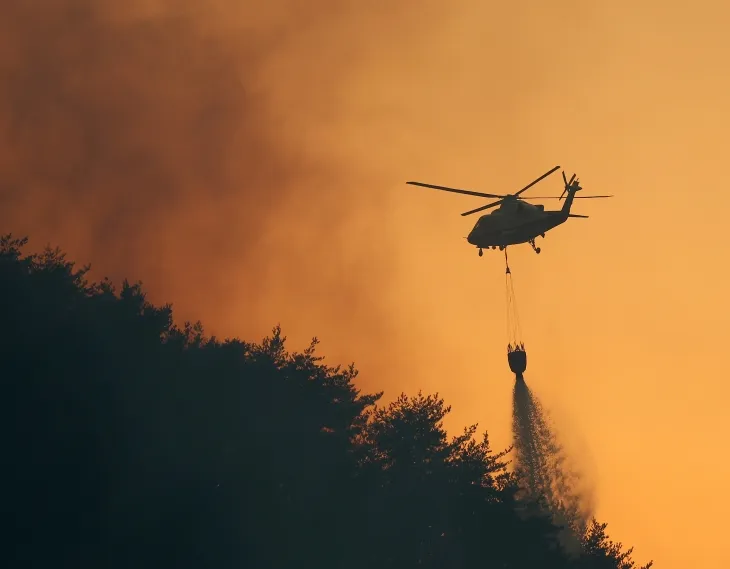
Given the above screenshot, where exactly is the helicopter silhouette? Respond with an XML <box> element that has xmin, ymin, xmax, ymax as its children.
<box><xmin>407</xmin><ymin>166</ymin><xmax>612</xmax><ymax>257</ymax></box>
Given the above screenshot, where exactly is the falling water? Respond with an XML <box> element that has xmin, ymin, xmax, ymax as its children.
<box><xmin>503</xmin><ymin>257</ymin><xmax>592</xmax><ymax>546</ymax></box>
<box><xmin>511</xmin><ymin>376</ymin><xmax>593</xmax><ymax>550</ymax></box>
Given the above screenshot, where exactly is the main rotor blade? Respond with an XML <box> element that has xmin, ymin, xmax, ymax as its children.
<box><xmin>520</xmin><ymin>195</ymin><xmax>613</xmax><ymax>199</ymax></box>
<box><xmin>460</xmin><ymin>199</ymin><xmax>504</xmax><ymax>216</ymax></box>
<box><xmin>406</xmin><ymin>181</ymin><xmax>504</xmax><ymax>199</ymax></box>
<box><xmin>514</xmin><ymin>165</ymin><xmax>561</xmax><ymax>197</ymax></box>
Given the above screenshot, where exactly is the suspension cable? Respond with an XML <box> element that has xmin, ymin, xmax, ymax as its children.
<box><xmin>505</xmin><ymin>261</ymin><xmax>523</xmax><ymax>348</ymax></box>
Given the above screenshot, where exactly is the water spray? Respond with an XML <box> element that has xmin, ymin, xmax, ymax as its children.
<box><xmin>503</xmin><ymin>248</ymin><xmax>592</xmax><ymax>550</ymax></box>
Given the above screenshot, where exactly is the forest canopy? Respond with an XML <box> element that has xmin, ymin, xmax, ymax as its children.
<box><xmin>2</xmin><ymin>234</ymin><xmax>651</xmax><ymax>569</ymax></box>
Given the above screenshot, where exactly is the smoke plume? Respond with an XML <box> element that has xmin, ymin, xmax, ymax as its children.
<box><xmin>0</xmin><ymin>0</ymin><xmax>408</xmax><ymax>345</ymax></box>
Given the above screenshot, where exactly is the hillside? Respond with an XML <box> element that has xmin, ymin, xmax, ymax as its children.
<box><xmin>2</xmin><ymin>234</ymin><xmax>651</xmax><ymax>569</ymax></box>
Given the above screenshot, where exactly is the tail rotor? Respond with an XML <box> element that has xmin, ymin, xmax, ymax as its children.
<box><xmin>559</xmin><ymin>171</ymin><xmax>580</xmax><ymax>201</ymax></box>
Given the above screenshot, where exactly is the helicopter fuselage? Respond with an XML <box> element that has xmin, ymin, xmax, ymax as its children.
<box><xmin>406</xmin><ymin>165</ymin><xmax>609</xmax><ymax>255</ymax></box>
<box><xmin>466</xmin><ymin>200</ymin><xmax>568</xmax><ymax>248</ymax></box>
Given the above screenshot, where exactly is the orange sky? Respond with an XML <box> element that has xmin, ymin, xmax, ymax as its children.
<box><xmin>3</xmin><ymin>1</ymin><xmax>729</xmax><ymax>566</ymax></box>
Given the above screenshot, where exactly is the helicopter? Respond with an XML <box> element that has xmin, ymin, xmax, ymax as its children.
<box><xmin>407</xmin><ymin>165</ymin><xmax>612</xmax><ymax>257</ymax></box>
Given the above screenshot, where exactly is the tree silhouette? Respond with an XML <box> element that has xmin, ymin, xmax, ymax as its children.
<box><xmin>1</xmin><ymin>234</ymin><xmax>652</xmax><ymax>569</ymax></box>
<box><xmin>355</xmin><ymin>391</ymin><xmax>573</xmax><ymax>568</ymax></box>
<box><xmin>576</xmin><ymin>520</ymin><xmax>654</xmax><ymax>569</ymax></box>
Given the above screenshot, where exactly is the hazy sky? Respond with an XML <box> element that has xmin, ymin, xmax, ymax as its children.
<box><xmin>3</xmin><ymin>1</ymin><xmax>730</xmax><ymax>566</ymax></box>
